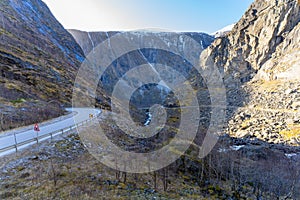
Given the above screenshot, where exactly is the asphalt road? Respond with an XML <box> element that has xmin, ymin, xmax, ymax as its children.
<box><xmin>0</xmin><ymin>108</ymin><xmax>101</xmax><ymax>156</ymax></box>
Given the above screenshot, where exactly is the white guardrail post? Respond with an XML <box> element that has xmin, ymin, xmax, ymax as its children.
<box><xmin>14</xmin><ymin>132</ymin><xmax>18</xmax><ymax>153</ymax></box>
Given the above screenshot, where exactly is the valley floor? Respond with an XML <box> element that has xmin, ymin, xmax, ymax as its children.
<box><xmin>1</xmin><ymin>128</ymin><xmax>299</xmax><ymax>200</ymax></box>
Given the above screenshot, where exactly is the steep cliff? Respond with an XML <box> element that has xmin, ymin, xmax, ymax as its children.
<box><xmin>201</xmin><ymin>0</ymin><xmax>300</xmax><ymax>85</ymax></box>
<box><xmin>0</xmin><ymin>0</ymin><xmax>85</xmax><ymax>130</ymax></box>
<box><xmin>200</xmin><ymin>0</ymin><xmax>300</xmax><ymax>145</ymax></box>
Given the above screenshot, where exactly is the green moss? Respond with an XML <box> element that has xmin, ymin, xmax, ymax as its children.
<box><xmin>16</xmin><ymin>166</ymin><xmax>25</xmax><ymax>172</ymax></box>
<box><xmin>10</xmin><ymin>98</ymin><xmax>26</xmax><ymax>104</ymax></box>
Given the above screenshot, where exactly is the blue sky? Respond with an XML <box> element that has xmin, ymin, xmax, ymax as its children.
<box><xmin>42</xmin><ymin>0</ymin><xmax>254</xmax><ymax>33</ymax></box>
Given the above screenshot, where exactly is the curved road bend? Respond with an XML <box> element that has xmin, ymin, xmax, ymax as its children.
<box><xmin>0</xmin><ymin>108</ymin><xmax>101</xmax><ymax>157</ymax></box>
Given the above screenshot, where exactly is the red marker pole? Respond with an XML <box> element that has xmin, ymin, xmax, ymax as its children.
<box><xmin>34</xmin><ymin>123</ymin><xmax>40</xmax><ymax>144</ymax></box>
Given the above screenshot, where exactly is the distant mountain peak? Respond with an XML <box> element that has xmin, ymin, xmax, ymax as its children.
<box><xmin>211</xmin><ymin>24</ymin><xmax>235</xmax><ymax>37</ymax></box>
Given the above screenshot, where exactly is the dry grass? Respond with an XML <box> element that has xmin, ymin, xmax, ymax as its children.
<box><xmin>280</xmin><ymin>124</ymin><xmax>300</xmax><ymax>141</ymax></box>
<box><xmin>0</xmin><ymin>134</ymin><xmax>210</xmax><ymax>200</ymax></box>
<box><xmin>1</xmin><ymin>130</ymin><xmax>299</xmax><ymax>199</ymax></box>
<box><xmin>256</xmin><ymin>80</ymin><xmax>283</xmax><ymax>92</ymax></box>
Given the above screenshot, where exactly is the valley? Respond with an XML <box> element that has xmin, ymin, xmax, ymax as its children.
<box><xmin>1</xmin><ymin>0</ymin><xmax>300</xmax><ymax>199</ymax></box>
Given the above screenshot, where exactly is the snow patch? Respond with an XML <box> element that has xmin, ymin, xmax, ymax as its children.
<box><xmin>285</xmin><ymin>153</ymin><xmax>298</xmax><ymax>159</ymax></box>
<box><xmin>105</xmin><ymin>32</ymin><xmax>112</xmax><ymax>49</ymax></box>
<box><xmin>230</xmin><ymin>145</ymin><xmax>245</xmax><ymax>151</ymax></box>
<box><xmin>212</xmin><ymin>24</ymin><xmax>235</xmax><ymax>37</ymax></box>
<box><xmin>144</xmin><ymin>112</ymin><xmax>152</xmax><ymax>126</ymax></box>
<box><xmin>217</xmin><ymin>148</ymin><xmax>228</xmax><ymax>153</ymax></box>
<box><xmin>87</xmin><ymin>32</ymin><xmax>95</xmax><ymax>53</ymax></box>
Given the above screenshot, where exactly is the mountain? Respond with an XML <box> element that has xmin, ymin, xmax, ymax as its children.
<box><xmin>201</xmin><ymin>0</ymin><xmax>300</xmax><ymax>145</ymax></box>
<box><xmin>69</xmin><ymin>30</ymin><xmax>215</xmax><ymax>110</ymax></box>
<box><xmin>0</xmin><ymin>0</ymin><xmax>85</xmax><ymax>131</ymax></box>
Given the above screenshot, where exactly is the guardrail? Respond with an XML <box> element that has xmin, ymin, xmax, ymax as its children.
<box><xmin>0</xmin><ymin>116</ymin><xmax>96</xmax><ymax>155</ymax></box>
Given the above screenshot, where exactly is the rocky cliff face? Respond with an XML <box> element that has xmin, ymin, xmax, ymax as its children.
<box><xmin>200</xmin><ymin>0</ymin><xmax>300</xmax><ymax>145</ymax></box>
<box><xmin>201</xmin><ymin>0</ymin><xmax>300</xmax><ymax>85</ymax></box>
<box><xmin>0</xmin><ymin>0</ymin><xmax>85</xmax><ymax>130</ymax></box>
<box><xmin>68</xmin><ymin>30</ymin><xmax>214</xmax><ymax>57</ymax></box>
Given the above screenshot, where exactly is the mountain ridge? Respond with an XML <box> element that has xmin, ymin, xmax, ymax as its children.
<box><xmin>68</xmin><ymin>29</ymin><xmax>215</xmax><ymax>57</ymax></box>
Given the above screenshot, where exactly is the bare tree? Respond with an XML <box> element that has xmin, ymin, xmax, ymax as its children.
<box><xmin>0</xmin><ymin>112</ymin><xmax>4</xmax><ymax>131</ymax></box>
<box><xmin>48</xmin><ymin>156</ymin><xmax>58</xmax><ymax>194</ymax></box>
